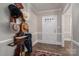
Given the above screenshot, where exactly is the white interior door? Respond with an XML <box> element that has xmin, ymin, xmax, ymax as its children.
<box><xmin>42</xmin><ymin>15</ymin><xmax>57</xmax><ymax>44</ymax></box>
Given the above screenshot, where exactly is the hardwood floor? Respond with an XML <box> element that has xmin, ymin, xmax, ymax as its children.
<box><xmin>33</xmin><ymin>41</ymin><xmax>72</xmax><ymax>56</ymax></box>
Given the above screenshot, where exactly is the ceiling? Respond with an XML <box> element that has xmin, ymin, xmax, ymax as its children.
<box><xmin>31</xmin><ymin>3</ymin><xmax>67</xmax><ymax>12</ymax></box>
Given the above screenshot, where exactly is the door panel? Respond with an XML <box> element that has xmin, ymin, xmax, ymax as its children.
<box><xmin>42</xmin><ymin>15</ymin><xmax>57</xmax><ymax>44</ymax></box>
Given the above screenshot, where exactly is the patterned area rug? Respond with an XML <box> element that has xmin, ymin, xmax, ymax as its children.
<box><xmin>31</xmin><ymin>50</ymin><xmax>62</xmax><ymax>56</ymax></box>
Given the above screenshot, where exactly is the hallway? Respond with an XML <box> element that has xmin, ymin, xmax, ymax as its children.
<box><xmin>0</xmin><ymin>3</ymin><xmax>79</xmax><ymax>56</ymax></box>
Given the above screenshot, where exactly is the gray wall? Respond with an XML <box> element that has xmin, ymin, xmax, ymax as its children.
<box><xmin>72</xmin><ymin>4</ymin><xmax>79</xmax><ymax>42</ymax></box>
<box><xmin>0</xmin><ymin>3</ymin><xmax>38</xmax><ymax>56</ymax></box>
<box><xmin>23</xmin><ymin>3</ymin><xmax>38</xmax><ymax>43</ymax></box>
<box><xmin>72</xmin><ymin>4</ymin><xmax>79</xmax><ymax>56</ymax></box>
<box><xmin>0</xmin><ymin>3</ymin><xmax>12</xmax><ymax>41</ymax></box>
<box><xmin>0</xmin><ymin>3</ymin><xmax>15</xmax><ymax>56</ymax></box>
<box><xmin>57</xmin><ymin>10</ymin><xmax>62</xmax><ymax>43</ymax></box>
<box><xmin>28</xmin><ymin>6</ymin><xmax>38</xmax><ymax>43</ymax></box>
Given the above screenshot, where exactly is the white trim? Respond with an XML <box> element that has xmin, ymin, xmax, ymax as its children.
<box><xmin>32</xmin><ymin>38</ymin><xmax>62</xmax><ymax>46</ymax></box>
<box><xmin>38</xmin><ymin>40</ymin><xmax>61</xmax><ymax>46</ymax></box>
<box><xmin>0</xmin><ymin>38</ymin><xmax>38</xmax><ymax>47</ymax></box>
<box><xmin>0</xmin><ymin>32</ymin><xmax>38</xmax><ymax>44</ymax></box>
<box><xmin>35</xmin><ymin>32</ymin><xmax>63</xmax><ymax>35</ymax></box>
<box><xmin>0</xmin><ymin>39</ymin><xmax>12</xmax><ymax>44</ymax></box>
<box><xmin>61</xmin><ymin>42</ymin><xmax>64</xmax><ymax>47</ymax></box>
<box><xmin>38</xmin><ymin>8</ymin><xmax>61</xmax><ymax>14</ymax></box>
<box><xmin>64</xmin><ymin>38</ymin><xmax>71</xmax><ymax>41</ymax></box>
<box><xmin>32</xmin><ymin>40</ymin><xmax>38</xmax><ymax>46</ymax></box>
<box><xmin>32</xmin><ymin>32</ymin><xmax>38</xmax><ymax>35</ymax></box>
<box><xmin>63</xmin><ymin>4</ymin><xmax>71</xmax><ymax>14</ymax></box>
<box><xmin>30</xmin><ymin>4</ymin><xmax>38</xmax><ymax>15</ymax></box>
<box><xmin>72</xmin><ymin>40</ymin><xmax>79</xmax><ymax>47</ymax></box>
<box><xmin>30</xmin><ymin>4</ymin><xmax>62</xmax><ymax>15</ymax></box>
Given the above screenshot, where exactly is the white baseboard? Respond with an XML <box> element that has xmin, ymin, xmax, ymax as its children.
<box><xmin>64</xmin><ymin>38</ymin><xmax>72</xmax><ymax>41</ymax></box>
<box><xmin>0</xmin><ymin>39</ymin><xmax>12</xmax><ymax>44</ymax></box>
<box><xmin>32</xmin><ymin>39</ymin><xmax>62</xmax><ymax>46</ymax></box>
<box><xmin>32</xmin><ymin>40</ymin><xmax>38</xmax><ymax>46</ymax></box>
<box><xmin>72</xmin><ymin>40</ymin><xmax>79</xmax><ymax>47</ymax></box>
<box><xmin>0</xmin><ymin>38</ymin><xmax>62</xmax><ymax>47</ymax></box>
<box><xmin>38</xmin><ymin>39</ymin><xmax>62</xmax><ymax>46</ymax></box>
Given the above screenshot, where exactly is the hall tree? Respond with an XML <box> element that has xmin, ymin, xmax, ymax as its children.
<box><xmin>0</xmin><ymin>3</ymin><xmax>33</xmax><ymax>56</ymax></box>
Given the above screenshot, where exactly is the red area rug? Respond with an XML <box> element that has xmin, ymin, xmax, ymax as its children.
<box><xmin>31</xmin><ymin>50</ymin><xmax>62</xmax><ymax>56</ymax></box>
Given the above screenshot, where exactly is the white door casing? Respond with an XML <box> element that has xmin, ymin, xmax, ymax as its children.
<box><xmin>42</xmin><ymin>15</ymin><xmax>57</xmax><ymax>44</ymax></box>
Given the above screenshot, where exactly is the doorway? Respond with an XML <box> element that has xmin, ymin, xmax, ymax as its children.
<box><xmin>42</xmin><ymin>15</ymin><xmax>57</xmax><ymax>44</ymax></box>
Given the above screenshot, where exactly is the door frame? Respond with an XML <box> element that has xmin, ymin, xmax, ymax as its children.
<box><xmin>41</xmin><ymin>15</ymin><xmax>58</xmax><ymax>45</ymax></box>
